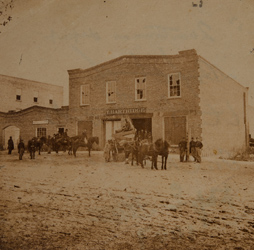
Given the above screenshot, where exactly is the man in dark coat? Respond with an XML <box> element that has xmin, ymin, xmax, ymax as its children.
<box><xmin>28</xmin><ymin>138</ymin><xmax>36</xmax><ymax>159</ymax></box>
<box><xmin>195</xmin><ymin>137</ymin><xmax>203</xmax><ymax>163</ymax></box>
<box><xmin>179</xmin><ymin>137</ymin><xmax>187</xmax><ymax>162</ymax></box>
<box><xmin>18</xmin><ymin>139</ymin><xmax>25</xmax><ymax>160</ymax></box>
<box><xmin>8</xmin><ymin>136</ymin><xmax>14</xmax><ymax>154</ymax></box>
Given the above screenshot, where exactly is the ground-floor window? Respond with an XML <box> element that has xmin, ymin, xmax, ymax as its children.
<box><xmin>164</xmin><ymin>116</ymin><xmax>186</xmax><ymax>145</ymax></box>
<box><xmin>37</xmin><ymin>127</ymin><xmax>46</xmax><ymax>138</ymax></box>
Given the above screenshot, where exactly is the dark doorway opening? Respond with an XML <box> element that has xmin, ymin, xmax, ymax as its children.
<box><xmin>58</xmin><ymin>128</ymin><xmax>64</xmax><ymax>135</ymax></box>
<box><xmin>131</xmin><ymin>118</ymin><xmax>152</xmax><ymax>133</ymax></box>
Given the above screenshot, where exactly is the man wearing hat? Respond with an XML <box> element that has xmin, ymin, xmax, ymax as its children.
<box><xmin>179</xmin><ymin>137</ymin><xmax>187</xmax><ymax>162</ymax></box>
<box><xmin>189</xmin><ymin>137</ymin><xmax>196</xmax><ymax>162</ymax></box>
<box><xmin>28</xmin><ymin>138</ymin><xmax>36</xmax><ymax>159</ymax></box>
<box><xmin>195</xmin><ymin>137</ymin><xmax>203</xmax><ymax>163</ymax></box>
<box><xmin>8</xmin><ymin>136</ymin><xmax>14</xmax><ymax>154</ymax></box>
<box><xmin>18</xmin><ymin>139</ymin><xmax>25</xmax><ymax>160</ymax></box>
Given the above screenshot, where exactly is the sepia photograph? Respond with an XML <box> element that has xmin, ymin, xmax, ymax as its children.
<box><xmin>0</xmin><ymin>0</ymin><xmax>254</xmax><ymax>249</ymax></box>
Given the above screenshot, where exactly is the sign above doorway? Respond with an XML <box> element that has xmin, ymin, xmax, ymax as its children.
<box><xmin>106</xmin><ymin>107</ymin><xmax>147</xmax><ymax>115</ymax></box>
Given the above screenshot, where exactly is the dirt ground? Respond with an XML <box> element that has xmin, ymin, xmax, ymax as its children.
<box><xmin>0</xmin><ymin>149</ymin><xmax>254</xmax><ymax>250</ymax></box>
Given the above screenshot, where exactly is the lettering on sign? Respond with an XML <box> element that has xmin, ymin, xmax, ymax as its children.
<box><xmin>33</xmin><ymin>120</ymin><xmax>49</xmax><ymax>125</ymax></box>
<box><xmin>106</xmin><ymin>108</ymin><xmax>147</xmax><ymax>115</ymax></box>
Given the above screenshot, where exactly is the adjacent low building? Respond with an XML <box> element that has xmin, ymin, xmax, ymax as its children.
<box><xmin>0</xmin><ymin>106</ymin><xmax>69</xmax><ymax>149</ymax></box>
<box><xmin>0</xmin><ymin>74</ymin><xmax>64</xmax><ymax>149</ymax></box>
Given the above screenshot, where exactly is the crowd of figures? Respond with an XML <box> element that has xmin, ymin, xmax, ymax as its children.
<box><xmin>6</xmin><ymin>129</ymin><xmax>99</xmax><ymax>160</ymax></box>
<box><xmin>6</xmin><ymin>129</ymin><xmax>203</xmax><ymax>167</ymax></box>
<box><xmin>178</xmin><ymin>137</ymin><xmax>203</xmax><ymax>163</ymax></box>
<box><xmin>104</xmin><ymin>128</ymin><xmax>169</xmax><ymax>170</ymax></box>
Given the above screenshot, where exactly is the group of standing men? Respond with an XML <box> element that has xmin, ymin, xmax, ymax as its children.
<box><xmin>7</xmin><ymin>136</ymin><xmax>26</xmax><ymax>160</ymax></box>
<box><xmin>178</xmin><ymin>137</ymin><xmax>203</xmax><ymax>163</ymax></box>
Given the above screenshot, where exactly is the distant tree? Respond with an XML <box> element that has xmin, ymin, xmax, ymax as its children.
<box><xmin>0</xmin><ymin>0</ymin><xmax>15</xmax><ymax>33</ymax></box>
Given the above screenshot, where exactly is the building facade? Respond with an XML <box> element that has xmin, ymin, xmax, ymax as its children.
<box><xmin>67</xmin><ymin>49</ymin><xmax>249</xmax><ymax>156</ymax></box>
<box><xmin>0</xmin><ymin>74</ymin><xmax>63</xmax><ymax>112</ymax></box>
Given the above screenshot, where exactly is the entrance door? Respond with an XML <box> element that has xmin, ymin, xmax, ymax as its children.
<box><xmin>105</xmin><ymin>120</ymin><xmax>121</xmax><ymax>142</ymax></box>
<box><xmin>164</xmin><ymin>116</ymin><xmax>186</xmax><ymax>145</ymax></box>
<box><xmin>132</xmin><ymin>118</ymin><xmax>152</xmax><ymax>132</ymax></box>
<box><xmin>3</xmin><ymin>126</ymin><xmax>20</xmax><ymax>149</ymax></box>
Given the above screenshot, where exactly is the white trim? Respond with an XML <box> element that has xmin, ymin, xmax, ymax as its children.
<box><xmin>106</xmin><ymin>81</ymin><xmax>116</xmax><ymax>104</ymax></box>
<box><xmin>168</xmin><ymin>72</ymin><xmax>181</xmax><ymax>98</ymax></box>
<box><xmin>33</xmin><ymin>120</ymin><xmax>48</xmax><ymax>125</ymax></box>
<box><xmin>80</xmin><ymin>84</ymin><xmax>90</xmax><ymax>106</ymax></box>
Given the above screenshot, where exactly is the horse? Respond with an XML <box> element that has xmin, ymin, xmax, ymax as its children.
<box><xmin>123</xmin><ymin>140</ymin><xmax>139</xmax><ymax>165</ymax></box>
<box><xmin>138</xmin><ymin>139</ymin><xmax>169</xmax><ymax>170</ymax></box>
<box><xmin>32</xmin><ymin>136</ymin><xmax>47</xmax><ymax>155</ymax></box>
<box><xmin>51</xmin><ymin>136</ymin><xmax>73</xmax><ymax>154</ymax></box>
<box><xmin>153</xmin><ymin>138</ymin><xmax>170</xmax><ymax>170</ymax></box>
<box><xmin>72</xmin><ymin>136</ymin><xmax>99</xmax><ymax>157</ymax></box>
<box><xmin>138</xmin><ymin>139</ymin><xmax>157</xmax><ymax>169</ymax></box>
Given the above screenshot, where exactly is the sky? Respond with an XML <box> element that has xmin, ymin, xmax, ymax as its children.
<box><xmin>0</xmin><ymin>0</ymin><xmax>254</xmax><ymax>106</ymax></box>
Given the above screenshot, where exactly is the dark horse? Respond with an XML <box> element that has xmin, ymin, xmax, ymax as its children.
<box><xmin>138</xmin><ymin>139</ymin><xmax>169</xmax><ymax>170</ymax></box>
<box><xmin>51</xmin><ymin>136</ymin><xmax>72</xmax><ymax>154</ymax></box>
<box><xmin>72</xmin><ymin>136</ymin><xmax>99</xmax><ymax>157</ymax></box>
<box><xmin>138</xmin><ymin>139</ymin><xmax>157</xmax><ymax>169</ymax></box>
<box><xmin>123</xmin><ymin>140</ymin><xmax>140</xmax><ymax>165</ymax></box>
<box><xmin>153</xmin><ymin>138</ymin><xmax>170</xmax><ymax>170</ymax></box>
<box><xmin>33</xmin><ymin>136</ymin><xmax>47</xmax><ymax>155</ymax></box>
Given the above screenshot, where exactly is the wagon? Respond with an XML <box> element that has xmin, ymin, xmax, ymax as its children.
<box><xmin>104</xmin><ymin>117</ymin><xmax>136</xmax><ymax>162</ymax></box>
<box><xmin>110</xmin><ymin>129</ymin><xmax>136</xmax><ymax>162</ymax></box>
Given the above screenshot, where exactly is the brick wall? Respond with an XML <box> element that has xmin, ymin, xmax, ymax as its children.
<box><xmin>0</xmin><ymin>74</ymin><xmax>63</xmax><ymax>112</ymax></box>
<box><xmin>198</xmin><ymin>57</ymin><xmax>248</xmax><ymax>157</ymax></box>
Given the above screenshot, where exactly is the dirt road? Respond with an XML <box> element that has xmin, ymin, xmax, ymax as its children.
<box><xmin>0</xmin><ymin>150</ymin><xmax>254</xmax><ymax>249</ymax></box>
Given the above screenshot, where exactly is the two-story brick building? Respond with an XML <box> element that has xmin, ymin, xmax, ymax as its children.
<box><xmin>67</xmin><ymin>49</ymin><xmax>249</xmax><ymax>156</ymax></box>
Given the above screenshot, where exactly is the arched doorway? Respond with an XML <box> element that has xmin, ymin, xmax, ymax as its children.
<box><xmin>3</xmin><ymin>126</ymin><xmax>20</xmax><ymax>150</ymax></box>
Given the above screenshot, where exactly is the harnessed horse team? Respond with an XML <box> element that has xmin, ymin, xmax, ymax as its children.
<box><xmin>105</xmin><ymin>137</ymin><xmax>170</xmax><ymax>170</ymax></box>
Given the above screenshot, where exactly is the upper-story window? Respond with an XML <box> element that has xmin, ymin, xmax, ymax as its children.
<box><xmin>16</xmin><ymin>88</ymin><xmax>21</xmax><ymax>101</ymax></box>
<box><xmin>168</xmin><ymin>73</ymin><xmax>181</xmax><ymax>98</ymax></box>
<box><xmin>106</xmin><ymin>81</ymin><xmax>116</xmax><ymax>103</ymax></box>
<box><xmin>34</xmin><ymin>91</ymin><xmax>38</xmax><ymax>103</ymax></box>
<box><xmin>81</xmin><ymin>84</ymin><xmax>90</xmax><ymax>105</ymax></box>
<box><xmin>135</xmin><ymin>77</ymin><xmax>146</xmax><ymax>101</ymax></box>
